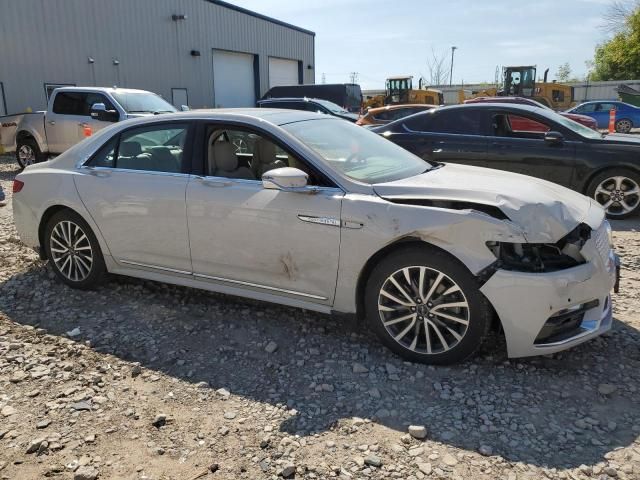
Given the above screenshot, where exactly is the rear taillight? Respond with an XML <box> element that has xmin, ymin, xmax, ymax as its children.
<box><xmin>13</xmin><ymin>179</ymin><xmax>24</xmax><ymax>193</ymax></box>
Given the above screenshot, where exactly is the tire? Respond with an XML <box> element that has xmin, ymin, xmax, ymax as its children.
<box><xmin>614</xmin><ymin>118</ymin><xmax>633</xmax><ymax>134</ymax></box>
<box><xmin>586</xmin><ymin>168</ymin><xmax>640</xmax><ymax>219</ymax></box>
<box><xmin>364</xmin><ymin>245</ymin><xmax>492</xmax><ymax>365</ymax></box>
<box><xmin>44</xmin><ymin>209</ymin><xmax>106</xmax><ymax>289</ymax></box>
<box><xmin>16</xmin><ymin>137</ymin><xmax>45</xmax><ymax>169</ymax></box>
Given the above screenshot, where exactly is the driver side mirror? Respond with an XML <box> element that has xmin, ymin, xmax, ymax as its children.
<box><xmin>90</xmin><ymin>103</ymin><xmax>119</xmax><ymax>122</ymax></box>
<box><xmin>544</xmin><ymin>131</ymin><xmax>564</xmax><ymax>145</ymax></box>
<box><xmin>262</xmin><ymin>167</ymin><xmax>309</xmax><ymax>191</ymax></box>
<box><xmin>180</xmin><ymin>105</ymin><xmax>190</xmax><ymax>112</ymax></box>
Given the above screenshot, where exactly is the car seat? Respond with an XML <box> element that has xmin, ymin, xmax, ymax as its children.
<box><xmin>212</xmin><ymin>142</ymin><xmax>253</xmax><ymax>179</ymax></box>
<box><xmin>251</xmin><ymin>138</ymin><xmax>286</xmax><ymax>178</ymax></box>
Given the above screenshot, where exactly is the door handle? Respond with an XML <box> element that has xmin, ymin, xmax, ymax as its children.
<box><xmin>201</xmin><ymin>178</ymin><xmax>231</xmax><ymax>187</ymax></box>
<box><xmin>79</xmin><ymin>122</ymin><xmax>89</xmax><ymax>127</ymax></box>
<box><xmin>48</xmin><ymin>120</ymin><xmax>56</xmax><ymax>125</ymax></box>
<box><xmin>86</xmin><ymin>168</ymin><xmax>111</xmax><ymax>177</ymax></box>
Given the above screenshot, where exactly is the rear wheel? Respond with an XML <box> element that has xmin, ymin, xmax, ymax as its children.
<box><xmin>364</xmin><ymin>246</ymin><xmax>492</xmax><ymax>365</ymax></box>
<box><xmin>16</xmin><ymin>137</ymin><xmax>45</xmax><ymax>169</ymax></box>
<box><xmin>615</xmin><ymin>118</ymin><xmax>633</xmax><ymax>134</ymax></box>
<box><xmin>44</xmin><ymin>210</ymin><xmax>106</xmax><ymax>289</ymax></box>
<box><xmin>587</xmin><ymin>169</ymin><xmax>640</xmax><ymax>219</ymax></box>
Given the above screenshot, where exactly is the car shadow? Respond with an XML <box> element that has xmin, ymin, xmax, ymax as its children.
<box><xmin>0</xmin><ymin>263</ymin><xmax>638</xmax><ymax>471</ymax></box>
<box><xmin>0</xmin><ymin>157</ymin><xmax>20</xmax><ymax>181</ymax></box>
<box><xmin>610</xmin><ymin>217</ymin><xmax>640</xmax><ymax>232</ymax></box>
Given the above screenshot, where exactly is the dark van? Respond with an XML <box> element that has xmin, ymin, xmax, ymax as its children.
<box><xmin>261</xmin><ymin>84</ymin><xmax>363</xmax><ymax>113</ymax></box>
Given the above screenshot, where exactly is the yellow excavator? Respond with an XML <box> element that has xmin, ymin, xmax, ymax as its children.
<box><xmin>459</xmin><ymin>66</ymin><xmax>574</xmax><ymax>110</ymax></box>
<box><xmin>364</xmin><ymin>76</ymin><xmax>443</xmax><ymax>109</ymax></box>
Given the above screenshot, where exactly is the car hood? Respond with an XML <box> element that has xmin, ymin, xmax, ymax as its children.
<box><xmin>599</xmin><ymin>132</ymin><xmax>640</xmax><ymax>145</ymax></box>
<box><xmin>561</xmin><ymin>112</ymin><xmax>596</xmax><ymax>123</ymax></box>
<box><xmin>373</xmin><ymin>163</ymin><xmax>603</xmax><ymax>243</ymax></box>
<box><xmin>336</xmin><ymin>112</ymin><xmax>359</xmax><ymax>122</ymax></box>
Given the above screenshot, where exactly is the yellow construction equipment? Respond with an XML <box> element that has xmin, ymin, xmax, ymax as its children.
<box><xmin>363</xmin><ymin>76</ymin><xmax>443</xmax><ymax>109</ymax></box>
<box><xmin>460</xmin><ymin>66</ymin><xmax>574</xmax><ymax>110</ymax></box>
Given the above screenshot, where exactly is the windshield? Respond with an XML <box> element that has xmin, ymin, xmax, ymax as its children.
<box><xmin>545</xmin><ymin>110</ymin><xmax>603</xmax><ymax>139</ymax></box>
<box><xmin>313</xmin><ymin>99</ymin><xmax>350</xmax><ymax>115</ymax></box>
<box><xmin>283</xmin><ymin>119</ymin><xmax>432</xmax><ymax>184</ymax></box>
<box><xmin>112</xmin><ymin>92</ymin><xmax>177</xmax><ymax>114</ymax></box>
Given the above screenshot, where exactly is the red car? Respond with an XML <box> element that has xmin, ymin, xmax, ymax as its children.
<box><xmin>464</xmin><ymin>96</ymin><xmax>598</xmax><ymax>131</ymax></box>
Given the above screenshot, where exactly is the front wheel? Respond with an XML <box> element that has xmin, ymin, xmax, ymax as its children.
<box><xmin>364</xmin><ymin>246</ymin><xmax>492</xmax><ymax>365</ymax></box>
<box><xmin>44</xmin><ymin>210</ymin><xmax>106</xmax><ymax>289</ymax></box>
<box><xmin>587</xmin><ymin>169</ymin><xmax>640</xmax><ymax>219</ymax></box>
<box><xmin>16</xmin><ymin>137</ymin><xmax>45</xmax><ymax>169</ymax></box>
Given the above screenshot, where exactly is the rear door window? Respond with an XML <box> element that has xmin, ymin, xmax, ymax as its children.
<box><xmin>407</xmin><ymin>110</ymin><xmax>486</xmax><ymax>135</ymax></box>
<box><xmin>575</xmin><ymin>103</ymin><xmax>596</xmax><ymax>113</ymax></box>
<box><xmin>88</xmin><ymin>123</ymin><xmax>189</xmax><ymax>173</ymax></box>
<box><xmin>52</xmin><ymin>92</ymin><xmax>89</xmax><ymax>116</ymax></box>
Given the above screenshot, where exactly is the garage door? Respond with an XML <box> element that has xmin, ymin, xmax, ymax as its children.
<box><xmin>269</xmin><ymin>57</ymin><xmax>299</xmax><ymax>88</ymax></box>
<box><xmin>212</xmin><ymin>50</ymin><xmax>255</xmax><ymax>108</ymax></box>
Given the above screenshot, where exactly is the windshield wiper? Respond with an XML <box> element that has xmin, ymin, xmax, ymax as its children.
<box><xmin>128</xmin><ymin>110</ymin><xmax>153</xmax><ymax>113</ymax></box>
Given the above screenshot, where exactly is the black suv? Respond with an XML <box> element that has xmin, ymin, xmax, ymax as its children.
<box><xmin>257</xmin><ymin>97</ymin><xmax>358</xmax><ymax>123</ymax></box>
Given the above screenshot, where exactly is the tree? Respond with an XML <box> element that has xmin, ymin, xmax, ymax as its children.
<box><xmin>589</xmin><ymin>5</ymin><xmax>640</xmax><ymax>80</ymax></box>
<box><xmin>601</xmin><ymin>0</ymin><xmax>640</xmax><ymax>34</ymax></box>
<box><xmin>422</xmin><ymin>48</ymin><xmax>449</xmax><ymax>87</ymax></box>
<box><xmin>556</xmin><ymin>62</ymin><xmax>572</xmax><ymax>82</ymax></box>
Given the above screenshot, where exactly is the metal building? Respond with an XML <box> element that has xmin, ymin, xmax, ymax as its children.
<box><xmin>0</xmin><ymin>0</ymin><xmax>315</xmax><ymax>115</ymax></box>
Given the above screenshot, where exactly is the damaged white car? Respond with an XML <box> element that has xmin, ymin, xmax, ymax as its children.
<box><xmin>12</xmin><ymin>110</ymin><xmax>620</xmax><ymax>364</ymax></box>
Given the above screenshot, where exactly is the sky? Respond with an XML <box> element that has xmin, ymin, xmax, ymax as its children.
<box><xmin>231</xmin><ymin>0</ymin><xmax>614</xmax><ymax>90</ymax></box>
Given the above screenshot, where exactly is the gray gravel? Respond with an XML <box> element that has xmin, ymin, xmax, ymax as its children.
<box><xmin>0</xmin><ymin>154</ymin><xmax>639</xmax><ymax>479</ymax></box>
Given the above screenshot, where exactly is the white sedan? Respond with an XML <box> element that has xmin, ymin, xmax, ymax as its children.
<box><xmin>12</xmin><ymin>109</ymin><xmax>619</xmax><ymax>364</ymax></box>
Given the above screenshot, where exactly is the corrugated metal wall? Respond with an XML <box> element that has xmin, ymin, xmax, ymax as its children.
<box><xmin>0</xmin><ymin>0</ymin><xmax>315</xmax><ymax>113</ymax></box>
<box><xmin>570</xmin><ymin>80</ymin><xmax>640</xmax><ymax>102</ymax></box>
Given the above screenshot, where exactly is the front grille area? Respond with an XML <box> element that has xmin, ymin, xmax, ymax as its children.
<box><xmin>534</xmin><ymin>299</ymin><xmax>600</xmax><ymax>345</ymax></box>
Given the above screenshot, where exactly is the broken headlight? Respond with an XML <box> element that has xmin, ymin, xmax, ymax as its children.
<box><xmin>486</xmin><ymin>223</ymin><xmax>590</xmax><ymax>273</ymax></box>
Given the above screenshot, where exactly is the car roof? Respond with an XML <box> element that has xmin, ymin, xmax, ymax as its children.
<box><xmin>366</xmin><ymin>104</ymin><xmax>437</xmax><ymax>113</ymax></box>
<box><xmin>258</xmin><ymin>97</ymin><xmax>323</xmax><ymax>103</ymax></box>
<box><xmin>55</xmin><ymin>87</ymin><xmax>154</xmax><ymax>94</ymax></box>
<box><xmin>437</xmin><ymin>103</ymin><xmax>544</xmax><ymax>113</ymax></box>
<box><xmin>114</xmin><ymin>108</ymin><xmax>331</xmax><ymax>126</ymax></box>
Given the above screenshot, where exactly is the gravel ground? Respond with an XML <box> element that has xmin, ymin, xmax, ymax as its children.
<box><xmin>0</xmin><ymin>154</ymin><xmax>639</xmax><ymax>480</ymax></box>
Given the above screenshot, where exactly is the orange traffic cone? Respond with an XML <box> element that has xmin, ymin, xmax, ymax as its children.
<box><xmin>608</xmin><ymin>108</ymin><xmax>616</xmax><ymax>133</ymax></box>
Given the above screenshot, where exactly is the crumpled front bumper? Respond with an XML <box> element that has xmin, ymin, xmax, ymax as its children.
<box><xmin>480</xmin><ymin>227</ymin><xmax>618</xmax><ymax>358</ymax></box>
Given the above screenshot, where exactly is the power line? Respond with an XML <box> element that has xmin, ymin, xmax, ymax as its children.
<box><xmin>349</xmin><ymin>72</ymin><xmax>359</xmax><ymax>84</ymax></box>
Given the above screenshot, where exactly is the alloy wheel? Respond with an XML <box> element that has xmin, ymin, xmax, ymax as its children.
<box><xmin>377</xmin><ymin>266</ymin><xmax>470</xmax><ymax>354</ymax></box>
<box><xmin>18</xmin><ymin>145</ymin><xmax>36</xmax><ymax>167</ymax></box>
<box><xmin>594</xmin><ymin>176</ymin><xmax>640</xmax><ymax>217</ymax></box>
<box><xmin>49</xmin><ymin>220</ymin><xmax>94</xmax><ymax>282</ymax></box>
<box><xmin>615</xmin><ymin>119</ymin><xmax>632</xmax><ymax>134</ymax></box>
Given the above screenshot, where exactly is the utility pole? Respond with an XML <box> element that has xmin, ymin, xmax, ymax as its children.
<box><xmin>449</xmin><ymin>46</ymin><xmax>457</xmax><ymax>87</ymax></box>
<box><xmin>321</xmin><ymin>73</ymin><xmax>326</xmax><ymax>84</ymax></box>
<box><xmin>349</xmin><ymin>72</ymin><xmax>359</xmax><ymax>84</ymax></box>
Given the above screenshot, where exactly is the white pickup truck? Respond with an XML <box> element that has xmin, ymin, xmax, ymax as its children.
<box><xmin>0</xmin><ymin>87</ymin><xmax>181</xmax><ymax>168</ymax></box>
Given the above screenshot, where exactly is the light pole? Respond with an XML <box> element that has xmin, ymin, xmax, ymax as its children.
<box><xmin>449</xmin><ymin>46</ymin><xmax>457</xmax><ymax>87</ymax></box>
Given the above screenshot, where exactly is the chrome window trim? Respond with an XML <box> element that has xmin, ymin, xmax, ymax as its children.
<box><xmin>192</xmin><ymin>174</ymin><xmax>343</xmax><ymax>193</ymax></box>
<box><xmin>78</xmin><ymin>165</ymin><xmax>191</xmax><ymax>178</ymax></box>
